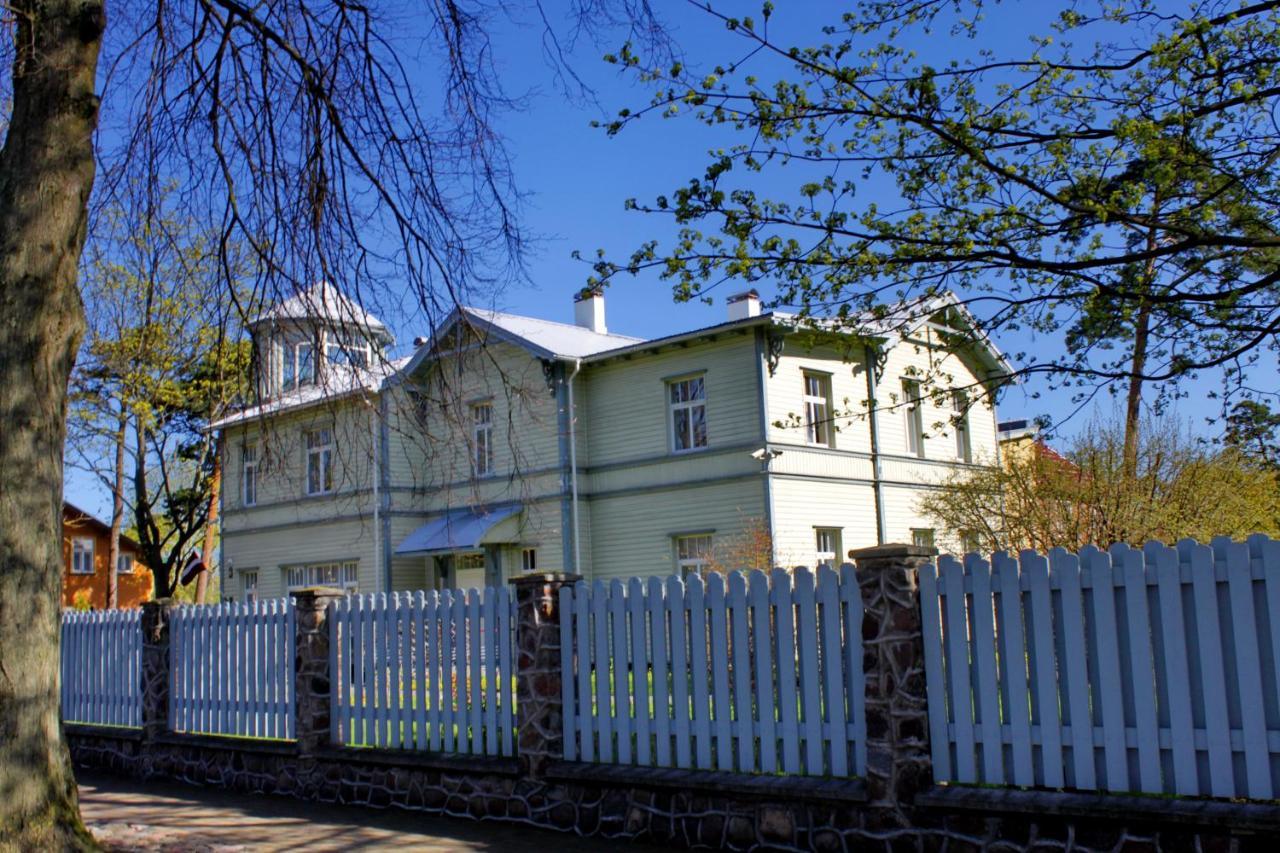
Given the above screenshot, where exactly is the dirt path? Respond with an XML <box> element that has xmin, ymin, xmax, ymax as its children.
<box><xmin>78</xmin><ymin>770</ymin><xmax>653</xmax><ymax>852</ymax></box>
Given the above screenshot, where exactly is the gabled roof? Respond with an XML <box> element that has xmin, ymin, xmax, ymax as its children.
<box><xmin>250</xmin><ymin>281</ymin><xmax>393</xmax><ymax>344</ymax></box>
<box><xmin>209</xmin><ymin>357</ymin><xmax>409</xmax><ymax>430</ymax></box>
<box><xmin>393</xmin><ymin>306</ymin><xmax>644</xmax><ymax>379</ymax></box>
<box><xmin>63</xmin><ymin>502</ymin><xmax>141</xmax><ymax>550</ymax></box>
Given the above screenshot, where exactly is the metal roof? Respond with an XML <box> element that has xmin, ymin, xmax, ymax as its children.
<box><xmin>249</xmin><ymin>281</ymin><xmax>393</xmax><ymax>343</ymax></box>
<box><xmin>394</xmin><ymin>504</ymin><xmax>523</xmax><ymax>556</ymax></box>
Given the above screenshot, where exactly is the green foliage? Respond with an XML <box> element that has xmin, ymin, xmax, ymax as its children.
<box><xmin>920</xmin><ymin>411</ymin><xmax>1280</xmax><ymax>553</ymax></box>
<box><xmin>595</xmin><ymin>0</ymin><xmax>1280</xmax><ymax>410</ymax></box>
<box><xmin>1223</xmin><ymin>399</ymin><xmax>1280</xmax><ymax>469</ymax></box>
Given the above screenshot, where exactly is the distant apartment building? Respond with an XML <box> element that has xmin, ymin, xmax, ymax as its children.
<box><xmin>214</xmin><ymin>283</ymin><xmax>1010</xmax><ymax>600</ymax></box>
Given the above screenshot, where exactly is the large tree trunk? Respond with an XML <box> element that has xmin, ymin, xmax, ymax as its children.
<box><xmin>0</xmin><ymin>1</ymin><xmax>105</xmax><ymax>848</ymax></box>
<box><xmin>195</xmin><ymin>436</ymin><xmax>222</xmax><ymax>604</ymax></box>
<box><xmin>106</xmin><ymin>408</ymin><xmax>126</xmax><ymax>610</ymax></box>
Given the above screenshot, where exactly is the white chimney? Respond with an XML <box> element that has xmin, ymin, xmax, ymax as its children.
<box><xmin>574</xmin><ymin>288</ymin><xmax>607</xmax><ymax>334</ymax></box>
<box><xmin>727</xmin><ymin>289</ymin><xmax>761</xmax><ymax>321</ymax></box>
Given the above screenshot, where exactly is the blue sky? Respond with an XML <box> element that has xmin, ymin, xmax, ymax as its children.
<box><xmin>64</xmin><ymin>1</ymin><xmax>1265</xmax><ymax>518</ymax></box>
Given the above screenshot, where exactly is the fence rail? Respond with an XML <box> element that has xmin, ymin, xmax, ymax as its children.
<box><xmin>921</xmin><ymin>536</ymin><xmax>1280</xmax><ymax>799</ymax></box>
<box><xmin>61</xmin><ymin>609</ymin><xmax>142</xmax><ymax>727</ymax></box>
<box><xmin>169</xmin><ymin>598</ymin><xmax>296</xmax><ymax>739</ymax></box>
<box><xmin>329</xmin><ymin>589</ymin><xmax>517</xmax><ymax>756</ymax></box>
<box><xmin>559</xmin><ymin>566</ymin><xmax>866</xmax><ymax>777</ymax></box>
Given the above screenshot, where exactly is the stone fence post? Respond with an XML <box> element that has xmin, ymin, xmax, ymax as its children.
<box><xmin>509</xmin><ymin>572</ymin><xmax>581</xmax><ymax>779</ymax></box>
<box><xmin>292</xmin><ymin>587</ymin><xmax>345</xmax><ymax>756</ymax></box>
<box><xmin>849</xmin><ymin>543</ymin><xmax>937</xmax><ymax>822</ymax></box>
<box><xmin>140</xmin><ymin>599</ymin><xmax>177</xmax><ymax>742</ymax></box>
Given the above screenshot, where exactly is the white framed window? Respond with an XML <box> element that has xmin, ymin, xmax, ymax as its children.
<box><xmin>71</xmin><ymin>537</ymin><xmax>94</xmax><ymax>574</ymax></box>
<box><xmin>305</xmin><ymin>427</ymin><xmax>334</xmax><ymax>495</ymax></box>
<box><xmin>815</xmin><ymin>528</ymin><xmax>842</xmax><ymax>567</ymax></box>
<box><xmin>325</xmin><ymin>332</ymin><xmax>371</xmax><ymax>369</ymax></box>
<box><xmin>675</xmin><ymin>533</ymin><xmax>714</xmax><ymax>577</ymax></box>
<box><xmin>241</xmin><ymin>570</ymin><xmax>259</xmax><ymax>602</ymax></box>
<box><xmin>911</xmin><ymin>528</ymin><xmax>936</xmax><ymax>549</ymax></box>
<box><xmin>521</xmin><ymin>548</ymin><xmax>538</xmax><ymax>573</ymax></box>
<box><xmin>803</xmin><ymin>372</ymin><xmax>833</xmax><ymax>446</ymax></box>
<box><xmin>902</xmin><ymin>379</ymin><xmax>924</xmax><ymax>458</ymax></box>
<box><xmin>116</xmin><ymin>553</ymin><xmax>133</xmax><ymax>574</ymax></box>
<box><xmin>669</xmin><ymin>375</ymin><xmax>708</xmax><ymax>452</ymax></box>
<box><xmin>285</xmin><ymin>560</ymin><xmax>358</xmax><ymax>592</ymax></box>
<box><xmin>959</xmin><ymin>530</ymin><xmax>981</xmax><ymax>555</ymax></box>
<box><xmin>471</xmin><ymin>402</ymin><xmax>494</xmax><ymax>476</ymax></box>
<box><xmin>242</xmin><ymin>443</ymin><xmax>258</xmax><ymax>506</ymax></box>
<box><xmin>952</xmin><ymin>390</ymin><xmax>972</xmax><ymax>463</ymax></box>
<box><xmin>282</xmin><ymin>340</ymin><xmax>316</xmax><ymax>391</ymax></box>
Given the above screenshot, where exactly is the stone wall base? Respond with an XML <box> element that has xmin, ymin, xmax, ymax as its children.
<box><xmin>68</xmin><ymin>728</ymin><xmax>1272</xmax><ymax>852</ymax></box>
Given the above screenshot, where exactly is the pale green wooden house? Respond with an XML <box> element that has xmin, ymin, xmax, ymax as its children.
<box><xmin>214</xmin><ymin>284</ymin><xmax>1010</xmax><ymax>600</ymax></box>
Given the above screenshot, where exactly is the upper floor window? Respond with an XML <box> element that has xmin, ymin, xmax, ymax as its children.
<box><xmin>305</xmin><ymin>427</ymin><xmax>334</xmax><ymax>495</ymax></box>
<box><xmin>952</xmin><ymin>390</ymin><xmax>972</xmax><ymax>463</ymax></box>
<box><xmin>675</xmin><ymin>533</ymin><xmax>713</xmax><ymax>577</ymax></box>
<box><xmin>325</xmin><ymin>332</ymin><xmax>371</xmax><ymax>369</ymax></box>
<box><xmin>803</xmin><ymin>372</ymin><xmax>833</xmax><ymax>446</ymax></box>
<box><xmin>815</xmin><ymin>528</ymin><xmax>842</xmax><ymax>567</ymax></box>
<box><xmin>471</xmin><ymin>402</ymin><xmax>494</xmax><ymax>475</ymax></box>
<box><xmin>282</xmin><ymin>340</ymin><xmax>316</xmax><ymax>391</ymax></box>
<box><xmin>902</xmin><ymin>379</ymin><xmax>924</xmax><ymax>458</ymax></box>
<box><xmin>669</xmin><ymin>376</ymin><xmax>708</xmax><ymax>452</ymax></box>
<box><xmin>116</xmin><ymin>553</ymin><xmax>133</xmax><ymax>574</ymax></box>
<box><xmin>242</xmin><ymin>444</ymin><xmax>259</xmax><ymax>506</ymax></box>
<box><xmin>71</xmin><ymin>538</ymin><xmax>94</xmax><ymax>574</ymax></box>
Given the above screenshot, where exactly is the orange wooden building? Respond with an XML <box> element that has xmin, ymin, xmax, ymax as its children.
<box><xmin>62</xmin><ymin>502</ymin><xmax>155</xmax><ymax>610</ymax></box>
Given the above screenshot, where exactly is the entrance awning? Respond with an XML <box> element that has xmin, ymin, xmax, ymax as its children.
<box><xmin>394</xmin><ymin>505</ymin><xmax>523</xmax><ymax>556</ymax></box>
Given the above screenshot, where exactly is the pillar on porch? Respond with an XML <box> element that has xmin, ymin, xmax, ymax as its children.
<box><xmin>509</xmin><ymin>571</ymin><xmax>580</xmax><ymax>779</ymax></box>
<box><xmin>849</xmin><ymin>543</ymin><xmax>937</xmax><ymax>819</ymax></box>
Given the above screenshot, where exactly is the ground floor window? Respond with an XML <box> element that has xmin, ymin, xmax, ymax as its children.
<box><xmin>815</xmin><ymin>528</ymin><xmax>842</xmax><ymax>567</ymax></box>
<box><xmin>675</xmin><ymin>533</ymin><xmax>714</xmax><ymax>577</ymax></box>
<box><xmin>521</xmin><ymin>548</ymin><xmax>537</xmax><ymax>573</ymax></box>
<box><xmin>911</xmin><ymin>528</ymin><xmax>936</xmax><ymax>549</ymax></box>
<box><xmin>241</xmin><ymin>570</ymin><xmax>259</xmax><ymax>602</ymax></box>
<box><xmin>116</xmin><ymin>553</ymin><xmax>134</xmax><ymax>574</ymax></box>
<box><xmin>285</xmin><ymin>560</ymin><xmax>358</xmax><ymax>592</ymax></box>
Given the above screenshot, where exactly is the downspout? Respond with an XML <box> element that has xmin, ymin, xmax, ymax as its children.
<box><xmin>864</xmin><ymin>345</ymin><xmax>888</xmax><ymax>545</ymax></box>
<box><xmin>370</xmin><ymin>399</ymin><xmax>385</xmax><ymax>592</ymax></box>
<box><xmin>567</xmin><ymin>358</ymin><xmax>583</xmax><ymax>574</ymax></box>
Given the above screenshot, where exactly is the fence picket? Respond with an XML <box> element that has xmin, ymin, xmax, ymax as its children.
<box><xmin>649</xmin><ymin>578</ymin><xmax>672</xmax><ymax>768</ymax></box>
<box><xmin>918</xmin><ymin>561</ymin><xmax>952</xmax><ymax>781</ymax></box>
<box><xmin>968</xmin><ymin>554</ymin><xmax>1003</xmax><ymax>785</ymax></box>
<box><xmin>610</xmin><ymin>579</ymin><xmax>633</xmax><ymax>765</ymax></box>
<box><xmin>468</xmin><ymin>590</ymin><xmax>483</xmax><ymax>756</ymax></box>
<box><xmin>772</xmin><ymin>569</ymin><xmax>801</xmax><ymax>775</ymax></box>
<box><xmin>1024</xmin><ymin>550</ymin><xmax>1064</xmax><ymax>788</ymax></box>
<box><xmin>706</xmin><ymin>573</ymin><xmax>733</xmax><ymax>771</ymax></box>
<box><xmin>1220</xmin><ymin>538</ymin><xmax>1272</xmax><ymax>799</ymax></box>
<box><xmin>793</xmin><ymin>568</ymin><xmax>823</xmax><ymax>776</ymax></box>
<box><xmin>817</xmin><ymin>566</ymin><xmax>848</xmax><ymax>778</ymax></box>
<box><xmin>686</xmin><ymin>574</ymin><xmax>712</xmax><ymax>770</ymax></box>
<box><xmin>1149</xmin><ymin>542</ymin><xmax>1196</xmax><ymax>795</ymax></box>
<box><xmin>749</xmin><ymin>571</ymin><xmax>776</xmax><ymax>774</ymax></box>
<box><xmin>941</xmin><ymin>556</ymin><xmax>976</xmax><ymax>782</ymax></box>
<box><xmin>729</xmin><ymin>571</ymin><xmax>754</xmax><ymax>774</ymax></box>
<box><xmin>591</xmin><ymin>580</ymin><xmax>613</xmax><ymax>762</ymax></box>
<box><xmin>629</xmin><ymin>577</ymin><xmax>652</xmax><ymax>766</ymax></box>
<box><xmin>574</xmin><ymin>580</ymin><xmax>593</xmax><ymax>762</ymax></box>
<box><xmin>668</xmin><ymin>575</ymin><xmax>692</xmax><ymax>769</ymax></box>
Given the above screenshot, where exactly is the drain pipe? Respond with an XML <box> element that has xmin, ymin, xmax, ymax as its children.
<box><xmin>567</xmin><ymin>358</ymin><xmax>583</xmax><ymax>573</ymax></box>
<box><xmin>864</xmin><ymin>345</ymin><xmax>888</xmax><ymax>545</ymax></box>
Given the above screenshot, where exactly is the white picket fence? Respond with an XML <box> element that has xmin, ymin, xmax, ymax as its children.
<box><xmin>61</xmin><ymin>609</ymin><xmax>142</xmax><ymax>727</ymax></box>
<box><xmin>559</xmin><ymin>567</ymin><xmax>866</xmax><ymax>777</ymax></box>
<box><xmin>169</xmin><ymin>599</ymin><xmax>296</xmax><ymax>739</ymax></box>
<box><xmin>329</xmin><ymin>589</ymin><xmax>518</xmax><ymax>756</ymax></box>
<box><xmin>922</xmin><ymin>536</ymin><xmax>1280</xmax><ymax>799</ymax></box>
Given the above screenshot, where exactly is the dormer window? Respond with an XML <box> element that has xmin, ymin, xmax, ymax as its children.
<box><xmin>282</xmin><ymin>340</ymin><xmax>316</xmax><ymax>391</ymax></box>
<box><xmin>324</xmin><ymin>332</ymin><xmax>371</xmax><ymax>369</ymax></box>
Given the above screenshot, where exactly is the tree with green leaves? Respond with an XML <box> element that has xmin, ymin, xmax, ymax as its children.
<box><xmin>919</xmin><ymin>411</ymin><xmax>1280</xmax><ymax>553</ymax></box>
<box><xmin>1223</xmin><ymin>398</ymin><xmax>1280</xmax><ymax>468</ymax></box>
<box><xmin>592</xmin><ymin>0</ymin><xmax>1280</xmax><ymax>470</ymax></box>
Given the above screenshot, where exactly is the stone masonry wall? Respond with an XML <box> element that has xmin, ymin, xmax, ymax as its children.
<box><xmin>69</xmin><ymin>553</ymin><xmax>1277</xmax><ymax>852</ymax></box>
